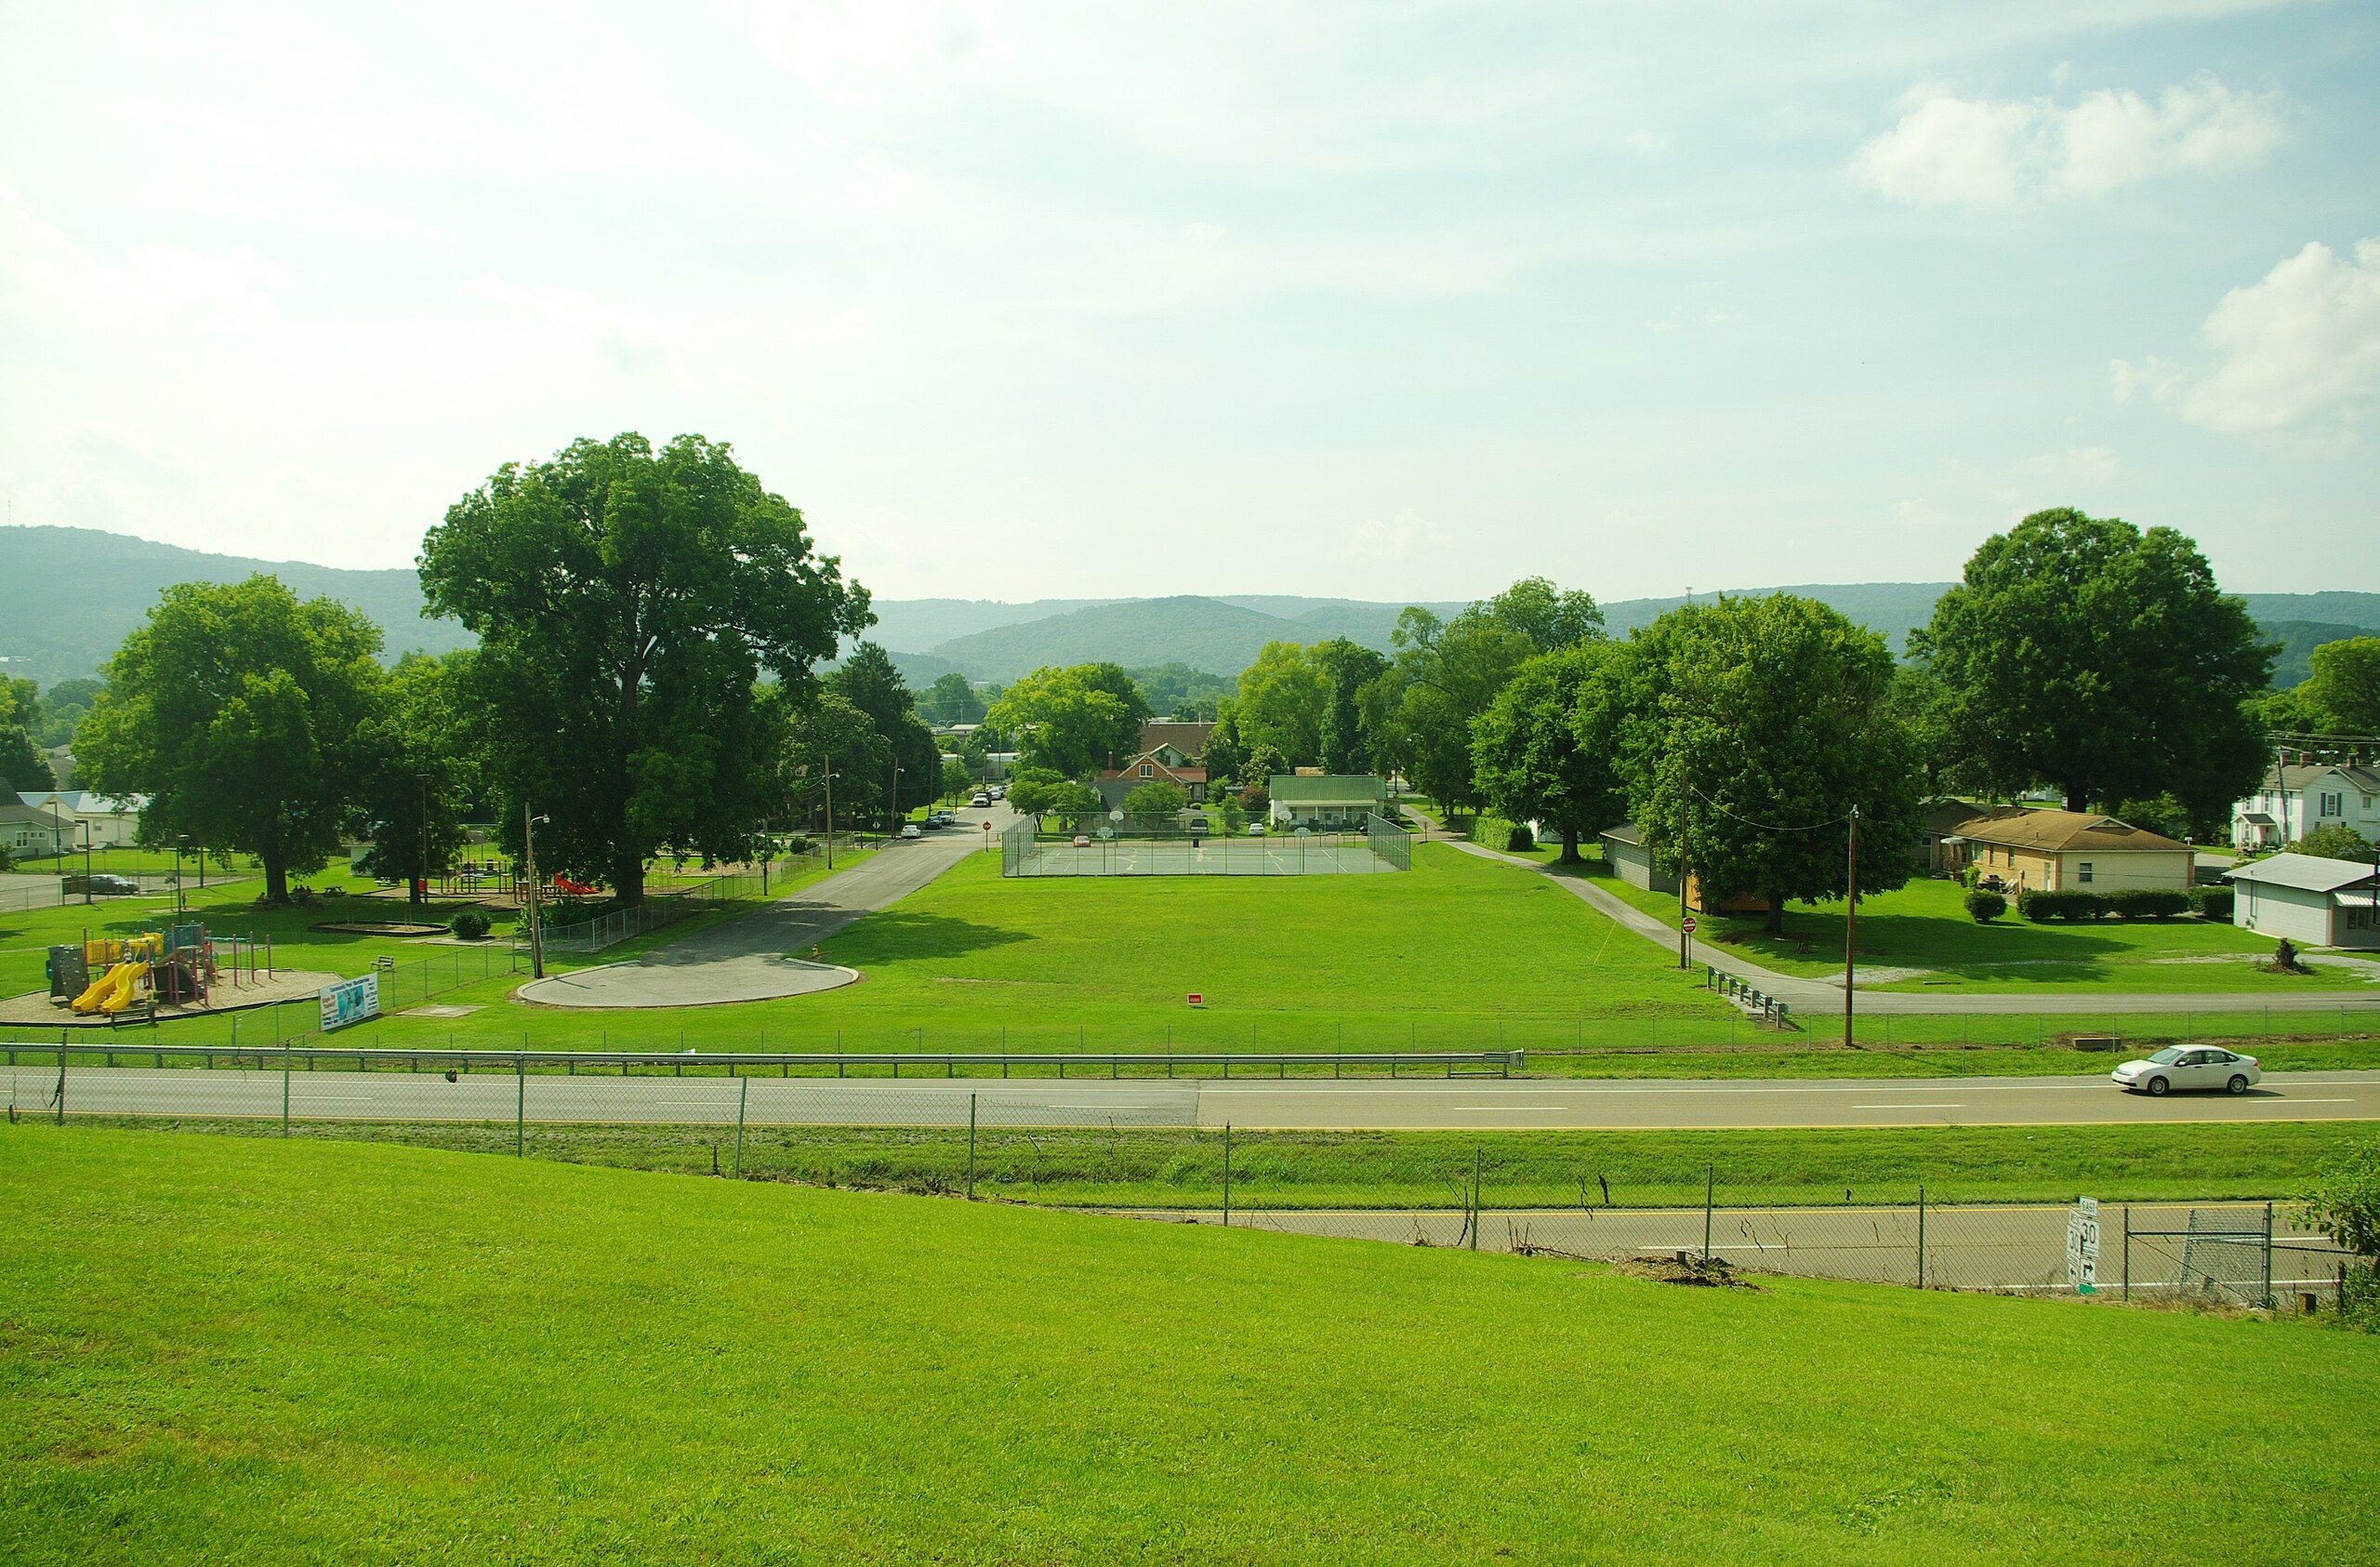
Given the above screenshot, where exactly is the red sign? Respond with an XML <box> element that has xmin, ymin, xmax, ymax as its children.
<box><xmin>1681</xmin><ymin>915</ymin><xmax>1699</xmax><ymax>934</ymax></box>
<box><xmin>1187</xmin><ymin>992</ymin><xmax>1205</xmax><ymax>1006</ymax></box>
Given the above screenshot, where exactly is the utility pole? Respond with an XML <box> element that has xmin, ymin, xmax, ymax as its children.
<box><xmin>822</xmin><ymin>759</ymin><xmax>835</xmax><ymax>870</ymax></box>
<box><xmin>414</xmin><ymin>772</ymin><xmax>430</xmax><ymax>910</ymax></box>
<box><xmin>523</xmin><ymin>803</ymin><xmax>546</xmax><ymax>980</ymax></box>
<box><xmin>80</xmin><ymin>822</ymin><xmax>92</xmax><ymax>906</ymax></box>
<box><xmin>1844</xmin><ymin>803</ymin><xmax>1859</xmax><ymax>1048</ymax></box>
<box><xmin>1676</xmin><ymin>791</ymin><xmax>1691</xmax><ymax>970</ymax></box>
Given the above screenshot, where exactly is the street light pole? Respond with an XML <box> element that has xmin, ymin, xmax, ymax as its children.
<box><xmin>80</xmin><ymin>822</ymin><xmax>92</xmax><ymax>906</ymax></box>
<box><xmin>414</xmin><ymin>772</ymin><xmax>430</xmax><ymax>909</ymax></box>
<box><xmin>823</xmin><ymin>757</ymin><xmax>835</xmax><ymax>870</ymax></box>
<box><xmin>523</xmin><ymin>803</ymin><xmax>548</xmax><ymax>980</ymax></box>
<box><xmin>1844</xmin><ymin>803</ymin><xmax>1860</xmax><ymax>1048</ymax></box>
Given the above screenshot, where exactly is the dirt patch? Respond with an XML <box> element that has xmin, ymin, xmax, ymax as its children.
<box><xmin>1610</xmin><ymin>1253</ymin><xmax>1761</xmax><ymax>1289</ymax></box>
<box><xmin>311</xmin><ymin>921</ymin><xmax>448</xmax><ymax>936</ymax></box>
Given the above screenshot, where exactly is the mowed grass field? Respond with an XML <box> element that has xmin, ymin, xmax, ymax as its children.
<box><xmin>103</xmin><ymin>1117</ymin><xmax>2378</xmax><ymax>1211</ymax></box>
<box><xmin>343</xmin><ymin>843</ymin><xmax>1750</xmax><ymax>1055</ymax></box>
<box><xmin>4</xmin><ymin>1129</ymin><xmax>2375</xmax><ymax>1563</ymax></box>
<box><xmin>1554</xmin><ymin>849</ymin><xmax>2364</xmax><ymax>995</ymax></box>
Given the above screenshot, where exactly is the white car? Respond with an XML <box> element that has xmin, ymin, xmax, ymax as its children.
<box><xmin>1246</xmin><ymin>823</ymin><xmax>1265</xmax><ymax>836</ymax></box>
<box><xmin>899</xmin><ymin>823</ymin><xmax>921</xmax><ymax>840</ymax></box>
<box><xmin>989</xmin><ymin>786</ymin><xmax>1005</xmax><ymax>800</ymax></box>
<box><xmin>2111</xmin><ymin>1046</ymin><xmax>2260</xmax><ymax>1096</ymax></box>
<box><xmin>971</xmin><ymin>792</ymin><xmax>991</xmax><ymax>807</ymax></box>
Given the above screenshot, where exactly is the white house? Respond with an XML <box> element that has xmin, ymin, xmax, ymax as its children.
<box><xmin>0</xmin><ymin>800</ymin><xmax>75</xmax><ymax>856</ymax></box>
<box><xmin>2232</xmin><ymin>760</ymin><xmax>2380</xmax><ymax>850</ymax></box>
<box><xmin>16</xmin><ymin>790</ymin><xmax>146</xmax><ymax>849</ymax></box>
<box><xmin>2228</xmin><ymin>852</ymin><xmax>2380</xmax><ymax>950</ymax></box>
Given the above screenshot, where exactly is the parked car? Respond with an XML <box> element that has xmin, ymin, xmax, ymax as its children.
<box><xmin>1072</xmin><ymin>834</ymin><xmax>1091</xmax><ymax>848</ymax></box>
<box><xmin>2111</xmin><ymin>1046</ymin><xmax>2260</xmax><ymax>1096</ymax></box>
<box><xmin>1246</xmin><ymin>823</ymin><xmax>1265</xmax><ymax>836</ymax></box>
<box><xmin>61</xmin><ymin>872</ymin><xmax>141</xmax><ymax>895</ymax></box>
<box><xmin>989</xmin><ymin>785</ymin><xmax>1005</xmax><ymax>800</ymax></box>
<box><xmin>971</xmin><ymin>792</ymin><xmax>991</xmax><ymax>807</ymax></box>
<box><xmin>899</xmin><ymin>824</ymin><xmax>922</xmax><ymax>840</ymax></box>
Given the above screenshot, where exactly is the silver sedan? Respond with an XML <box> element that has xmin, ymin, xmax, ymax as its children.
<box><xmin>2112</xmin><ymin>1046</ymin><xmax>2261</xmax><ymax>1096</ymax></box>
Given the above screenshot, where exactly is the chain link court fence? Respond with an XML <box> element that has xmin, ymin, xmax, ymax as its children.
<box><xmin>7</xmin><ymin>1045</ymin><xmax>2360</xmax><ymax>1316</ymax></box>
<box><xmin>1001</xmin><ymin>811</ymin><xmax>1413</xmax><ymax>876</ymax></box>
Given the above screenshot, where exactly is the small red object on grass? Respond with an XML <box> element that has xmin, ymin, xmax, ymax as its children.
<box><xmin>1187</xmin><ymin>992</ymin><xmax>1204</xmax><ymax>1006</ymax></box>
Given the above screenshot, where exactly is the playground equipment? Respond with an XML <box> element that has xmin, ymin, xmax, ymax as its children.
<box><xmin>51</xmin><ymin>923</ymin><xmax>271</xmax><ymax>1018</ymax></box>
<box><xmin>553</xmin><ymin>874</ymin><xmax>599</xmax><ymax>896</ymax></box>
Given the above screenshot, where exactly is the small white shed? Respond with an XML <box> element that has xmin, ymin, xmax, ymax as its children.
<box><xmin>2228</xmin><ymin>852</ymin><xmax>2380</xmax><ymax>950</ymax></box>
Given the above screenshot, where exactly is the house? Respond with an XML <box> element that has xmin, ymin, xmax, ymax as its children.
<box><xmin>0</xmin><ymin>800</ymin><xmax>76</xmax><ymax>856</ymax></box>
<box><xmin>16</xmin><ymin>790</ymin><xmax>146</xmax><ymax>849</ymax></box>
<box><xmin>1096</xmin><ymin>742</ymin><xmax>1210</xmax><ymax>809</ymax></box>
<box><xmin>1267</xmin><ymin>774</ymin><xmax>1385</xmax><ymax>829</ymax></box>
<box><xmin>2232</xmin><ymin>759</ymin><xmax>2380</xmax><ymax>850</ymax></box>
<box><xmin>1945</xmin><ymin>809</ymin><xmax>2194</xmax><ymax>895</ymax></box>
<box><xmin>2226</xmin><ymin>852</ymin><xmax>2379</xmax><ymax>950</ymax></box>
<box><xmin>1915</xmin><ymin>799</ymin><xmax>2021</xmax><ymax>872</ymax></box>
<box><xmin>1601</xmin><ymin>822</ymin><xmax>1678</xmax><ymax>895</ymax></box>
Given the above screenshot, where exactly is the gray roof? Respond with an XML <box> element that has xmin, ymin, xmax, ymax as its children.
<box><xmin>2256</xmin><ymin>761</ymin><xmax>2380</xmax><ymax>794</ymax></box>
<box><xmin>2226</xmin><ymin>852</ymin><xmax>2380</xmax><ymax>893</ymax></box>
<box><xmin>17</xmin><ymin>790</ymin><xmax>140</xmax><ymax>814</ymax></box>
<box><xmin>1602</xmin><ymin>822</ymin><xmax>1646</xmax><ymax>847</ymax></box>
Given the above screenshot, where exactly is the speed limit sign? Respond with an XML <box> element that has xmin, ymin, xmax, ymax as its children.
<box><xmin>1681</xmin><ymin>915</ymin><xmax>1699</xmax><ymax>934</ymax></box>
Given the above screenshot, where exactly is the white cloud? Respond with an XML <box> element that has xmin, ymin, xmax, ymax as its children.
<box><xmin>1853</xmin><ymin>73</ymin><xmax>2284</xmax><ymax>208</ymax></box>
<box><xmin>0</xmin><ymin>186</ymin><xmax>287</xmax><ymax>328</ymax></box>
<box><xmin>2117</xmin><ymin>240</ymin><xmax>2380</xmax><ymax>440</ymax></box>
<box><xmin>462</xmin><ymin>273</ymin><xmax>676</xmax><ymax>375</ymax></box>
<box><xmin>1348</xmin><ymin>507</ymin><xmax>1449</xmax><ymax>562</ymax></box>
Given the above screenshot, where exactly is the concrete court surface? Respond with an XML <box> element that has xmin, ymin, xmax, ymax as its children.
<box><xmin>515</xmin><ymin>808</ymin><xmax>1007</xmax><ymax>1009</ymax></box>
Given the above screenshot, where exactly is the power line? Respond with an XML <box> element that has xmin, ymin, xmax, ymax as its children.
<box><xmin>1684</xmin><ymin>782</ymin><xmax>1853</xmax><ymax>834</ymax></box>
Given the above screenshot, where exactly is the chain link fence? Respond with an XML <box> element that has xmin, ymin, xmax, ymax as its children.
<box><xmin>9</xmin><ymin>1052</ymin><xmax>2360</xmax><ymax>1314</ymax></box>
<box><xmin>1000</xmin><ymin>811</ymin><xmax>1411</xmax><ymax>877</ymax></box>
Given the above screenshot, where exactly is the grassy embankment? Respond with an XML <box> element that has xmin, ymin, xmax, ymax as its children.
<box><xmin>3</xmin><ymin>1128</ymin><xmax>2375</xmax><ymax>1563</ymax></box>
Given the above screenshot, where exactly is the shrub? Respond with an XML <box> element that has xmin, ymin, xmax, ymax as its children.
<box><xmin>2294</xmin><ymin>823</ymin><xmax>2377</xmax><ymax>862</ymax></box>
<box><xmin>1503</xmin><ymin>822</ymin><xmax>1535</xmax><ymax>853</ymax></box>
<box><xmin>450</xmin><ymin>910</ymin><xmax>492</xmax><ymax>940</ymax></box>
<box><xmin>2020</xmin><ymin>889</ymin><xmax>2106</xmax><ymax>922</ymax></box>
<box><xmin>2188</xmin><ymin>886</ymin><xmax>2234</xmax><ymax>922</ymax></box>
<box><xmin>2304</xmin><ymin>1138</ymin><xmax>2380</xmax><ymax>1332</ymax></box>
<box><xmin>783</xmin><ymin>834</ymin><xmax>814</xmax><ymax>857</ymax></box>
<box><xmin>2106</xmin><ymin>887</ymin><xmax>2190</xmax><ymax>920</ymax></box>
<box><xmin>1964</xmin><ymin>889</ymin><xmax>2006</xmax><ymax>923</ymax></box>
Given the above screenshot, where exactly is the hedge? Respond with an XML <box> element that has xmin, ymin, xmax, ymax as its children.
<box><xmin>2104</xmin><ymin>887</ymin><xmax>2190</xmax><ymax>920</ymax></box>
<box><xmin>1964</xmin><ymin>890</ymin><xmax>2007</xmax><ymax>923</ymax></box>
<box><xmin>2020</xmin><ymin>885</ymin><xmax>2225</xmax><ymax>923</ymax></box>
<box><xmin>2189</xmin><ymin>886</ymin><xmax>2235</xmax><ymax>922</ymax></box>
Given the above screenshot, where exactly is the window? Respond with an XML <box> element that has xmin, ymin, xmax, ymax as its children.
<box><xmin>2078</xmin><ymin>862</ymin><xmax>2094</xmax><ymax>884</ymax></box>
<box><xmin>1138</xmin><ymin>764</ymin><xmax>1152</xmax><ymax>777</ymax></box>
<box><xmin>2321</xmin><ymin>791</ymin><xmax>2343</xmax><ymax>817</ymax></box>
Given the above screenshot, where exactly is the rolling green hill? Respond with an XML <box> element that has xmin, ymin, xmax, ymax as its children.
<box><xmin>2257</xmin><ymin>618</ymin><xmax>2375</xmax><ymax>688</ymax></box>
<box><xmin>6</xmin><ymin>1127</ymin><xmax>2376</xmax><ymax>1562</ymax></box>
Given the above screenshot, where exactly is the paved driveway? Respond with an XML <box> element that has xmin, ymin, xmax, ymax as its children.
<box><xmin>517</xmin><ymin>809</ymin><xmax>1009</xmax><ymax>1009</ymax></box>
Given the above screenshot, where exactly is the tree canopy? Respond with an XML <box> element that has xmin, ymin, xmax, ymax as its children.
<box><xmin>827</xmin><ymin>644</ymin><xmax>939</xmax><ymax>827</ymax></box>
<box><xmin>78</xmin><ymin>576</ymin><xmax>384</xmax><ymax>902</ymax></box>
<box><xmin>774</xmin><ymin>689</ymin><xmax>889</xmax><ymax>833</ymax></box>
<box><xmin>1911</xmin><ymin>508</ymin><xmax>2270</xmax><ymax>820</ymax></box>
<box><xmin>985</xmin><ymin>663</ymin><xmax>1149</xmax><ymax>778</ymax></box>
<box><xmin>918</xmin><ymin>671</ymin><xmax>985</xmax><ymax>726</ymax></box>
<box><xmin>419</xmin><ymin>432</ymin><xmax>866</xmax><ymax>903</ymax></box>
<box><xmin>1626</xmin><ymin>595</ymin><xmax>1922</xmax><ymax>933</ymax></box>
<box><xmin>1234</xmin><ymin>642</ymin><xmax>1330</xmax><ymax>765</ymax></box>
<box><xmin>1469</xmin><ymin>641</ymin><xmax>1633</xmax><ymax>862</ymax></box>
<box><xmin>350</xmin><ymin>652</ymin><xmax>478</xmax><ymax>906</ymax></box>
<box><xmin>2300</xmin><ymin>639</ymin><xmax>2380</xmax><ymax>736</ymax></box>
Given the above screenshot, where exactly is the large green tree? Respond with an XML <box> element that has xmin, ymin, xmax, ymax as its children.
<box><xmin>919</xmin><ymin>671</ymin><xmax>984</xmax><ymax>726</ymax></box>
<box><xmin>0</xmin><ymin>677</ymin><xmax>47</xmax><ymax>790</ymax></box>
<box><xmin>1469</xmin><ymin>641</ymin><xmax>1635</xmax><ymax>863</ymax></box>
<box><xmin>352</xmin><ymin>652</ymin><xmax>478</xmax><ymax>907</ymax></box>
<box><xmin>774</xmin><ymin>689</ymin><xmax>888</xmax><ymax>833</ymax></box>
<box><xmin>1911</xmin><ymin>509</ymin><xmax>2270</xmax><ymax>819</ymax></box>
<box><xmin>1312</xmin><ymin>638</ymin><xmax>1390</xmax><ymax>775</ymax></box>
<box><xmin>1626</xmin><ymin>596</ymin><xmax>1923</xmax><ymax>934</ymax></box>
<box><xmin>78</xmin><ymin>576</ymin><xmax>384</xmax><ymax>902</ymax></box>
<box><xmin>420</xmin><ymin>433</ymin><xmax>866</xmax><ymax>904</ymax></box>
<box><xmin>1376</xmin><ymin>604</ymin><xmax>1537</xmax><ymax>815</ymax></box>
<box><xmin>1200</xmin><ymin>702</ymin><xmax>1248</xmax><ymax>789</ymax></box>
<box><xmin>1234</xmin><ymin>642</ymin><xmax>1330</xmax><ymax>765</ymax></box>
<box><xmin>827</xmin><ymin>644</ymin><xmax>940</xmax><ymax>828</ymax></box>
<box><xmin>985</xmin><ymin>663</ymin><xmax>1149</xmax><ymax>778</ymax></box>
<box><xmin>2301</xmin><ymin>638</ymin><xmax>2380</xmax><ymax>736</ymax></box>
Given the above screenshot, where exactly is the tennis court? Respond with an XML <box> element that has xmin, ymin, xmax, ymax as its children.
<box><xmin>1001</xmin><ymin>813</ymin><xmax>1412</xmax><ymax>877</ymax></box>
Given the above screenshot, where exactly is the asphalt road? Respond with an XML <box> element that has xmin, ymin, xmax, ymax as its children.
<box><xmin>19</xmin><ymin>1064</ymin><xmax>2377</xmax><ymax>1131</ymax></box>
<box><xmin>517</xmin><ymin>807</ymin><xmax>1011</xmax><ymax>1008</ymax></box>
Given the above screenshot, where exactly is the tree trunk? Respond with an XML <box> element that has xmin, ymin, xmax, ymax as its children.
<box><xmin>1559</xmin><ymin>827</ymin><xmax>1582</xmax><ymax>865</ymax></box>
<box><xmin>1765</xmin><ymin>897</ymin><xmax>1784</xmax><ymax>936</ymax></box>
<box><xmin>263</xmin><ymin>855</ymin><xmax>289</xmax><ymax>904</ymax></box>
<box><xmin>2065</xmin><ymin>783</ymin><xmax>2087</xmax><ymax>812</ymax></box>
<box><xmin>615</xmin><ymin>856</ymin><xmax>645</xmax><ymax>909</ymax></box>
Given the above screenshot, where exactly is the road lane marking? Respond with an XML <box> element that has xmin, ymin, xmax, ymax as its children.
<box><xmin>1852</xmin><ymin>1103</ymin><xmax>1964</xmax><ymax>1109</ymax></box>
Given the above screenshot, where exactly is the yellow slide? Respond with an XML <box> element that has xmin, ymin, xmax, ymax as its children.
<box><xmin>71</xmin><ymin>961</ymin><xmax>145</xmax><ymax>1016</ymax></box>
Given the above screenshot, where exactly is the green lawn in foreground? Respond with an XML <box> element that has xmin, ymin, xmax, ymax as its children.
<box><xmin>1563</xmin><ymin>854</ymin><xmax>2358</xmax><ymax>995</ymax></box>
<box><xmin>3</xmin><ymin>1129</ymin><xmax>2373</xmax><ymax>1563</ymax></box>
<box><xmin>95</xmin><ymin>1116</ymin><xmax>2373</xmax><ymax>1211</ymax></box>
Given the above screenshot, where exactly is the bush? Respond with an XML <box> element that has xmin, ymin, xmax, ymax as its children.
<box><xmin>2019</xmin><ymin>889</ymin><xmax>2106</xmax><ymax>922</ymax></box>
<box><xmin>2105</xmin><ymin>887</ymin><xmax>2189</xmax><ymax>920</ymax></box>
<box><xmin>2304</xmin><ymin>1138</ymin><xmax>2380</xmax><ymax>1332</ymax></box>
<box><xmin>2188</xmin><ymin>886</ymin><xmax>2234</xmax><ymax>922</ymax></box>
<box><xmin>783</xmin><ymin>834</ymin><xmax>814</xmax><ymax>857</ymax></box>
<box><xmin>1503</xmin><ymin>823</ymin><xmax>1535</xmax><ymax>853</ymax></box>
<box><xmin>450</xmin><ymin>910</ymin><xmax>491</xmax><ymax>940</ymax></box>
<box><xmin>1964</xmin><ymin>889</ymin><xmax>2006</xmax><ymax>923</ymax></box>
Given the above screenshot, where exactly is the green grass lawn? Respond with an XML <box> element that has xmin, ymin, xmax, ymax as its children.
<box><xmin>99</xmin><ymin>1116</ymin><xmax>2375</xmax><ymax>1211</ymax></box>
<box><xmin>3</xmin><ymin>1128</ymin><xmax>2373</xmax><ymax>1563</ymax></box>
<box><xmin>338</xmin><ymin>842</ymin><xmax>1747</xmax><ymax>1055</ymax></box>
<box><xmin>1560</xmin><ymin>852</ymin><xmax>2360</xmax><ymax>995</ymax></box>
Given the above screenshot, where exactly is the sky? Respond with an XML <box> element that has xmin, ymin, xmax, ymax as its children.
<box><xmin>2</xmin><ymin>0</ymin><xmax>2375</xmax><ymax>605</ymax></box>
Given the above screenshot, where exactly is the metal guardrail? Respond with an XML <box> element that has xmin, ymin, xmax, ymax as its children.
<box><xmin>9</xmin><ymin>1042</ymin><xmax>1524</xmax><ymax>1080</ymax></box>
<box><xmin>1703</xmin><ymin>963</ymin><xmax>1793</xmax><ymax>1029</ymax></box>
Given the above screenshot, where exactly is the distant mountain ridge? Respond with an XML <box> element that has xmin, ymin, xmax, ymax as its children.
<box><xmin>4</xmin><ymin>525</ymin><xmax>2374</xmax><ymax>690</ymax></box>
